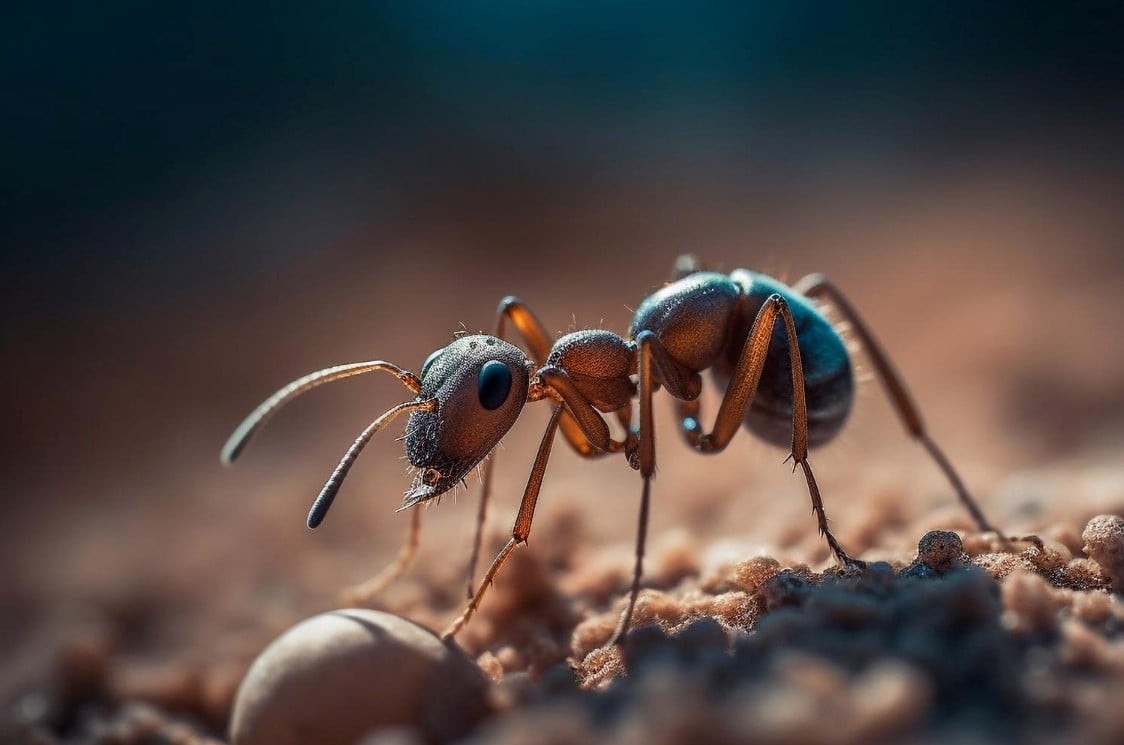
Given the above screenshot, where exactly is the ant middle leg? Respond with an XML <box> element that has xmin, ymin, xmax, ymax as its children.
<box><xmin>443</xmin><ymin>377</ymin><xmax>624</xmax><ymax>638</ymax></box>
<box><xmin>609</xmin><ymin>327</ymin><xmax>720</xmax><ymax>644</ymax></box>
<box><xmin>608</xmin><ymin>330</ymin><xmax>660</xmax><ymax>645</ymax></box>
<box><xmin>442</xmin><ymin>404</ymin><xmax>565</xmax><ymax>640</ymax></box>
<box><xmin>792</xmin><ymin>274</ymin><xmax>1016</xmax><ymax>545</ymax></box>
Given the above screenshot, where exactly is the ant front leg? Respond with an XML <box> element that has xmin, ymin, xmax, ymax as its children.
<box><xmin>792</xmin><ymin>274</ymin><xmax>1020</xmax><ymax>547</ymax></box>
<box><xmin>492</xmin><ymin>297</ymin><xmax>620</xmax><ymax>457</ymax></box>
<box><xmin>442</xmin><ymin>376</ymin><xmax>621</xmax><ymax>639</ymax></box>
<box><xmin>464</xmin><ymin>298</ymin><xmax>620</xmax><ymax>599</ymax></box>
<box><xmin>442</xmin><ymin>404</ymin><xmax>565</xmax><ymax>640</ymax></box>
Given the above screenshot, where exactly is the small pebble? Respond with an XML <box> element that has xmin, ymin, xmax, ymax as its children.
<box><xmin>1021</xmin><ymin>540</ymin><xmax>1070</xmax><ymax>574</ymax></box>
<box><xmin>1082</xmin><ymin>514</ymin><xmax>1124</xmax><ymax>591</ymax></box>
<box><xmin>916</xmin><ymin>530</ymin><xmax>964</xmax><ymax>573</ymax></box>
<box><xmin>229</xmin><ymin>609</ymin><xmax>490</xmax><ymax>745</ymax></box>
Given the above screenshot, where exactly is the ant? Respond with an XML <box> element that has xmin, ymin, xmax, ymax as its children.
<box><xmin>222</xmin><ymin>255</ymin><xmax>1013</xmax><ymax>644</ymax></box>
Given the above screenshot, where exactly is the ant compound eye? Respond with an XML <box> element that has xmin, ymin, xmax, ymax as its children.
<box><xmin>420</xmin><ymin>349</ymin><xmax>443</xmax><ymax>379</ymax></box>
<box><xmin>477</xmin><ymin>360</ymin><xmax>512</xmax><ymax>410</ymax></box>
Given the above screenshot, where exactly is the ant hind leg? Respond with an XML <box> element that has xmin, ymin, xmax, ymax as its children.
<box><xmin>680</xmin><ymin>296</ymin><xmax>864</xmax><ymax>570</ymax></box>
<box><xmin>793</xmin><ymin>274</ymin><xmax>1021</xmax><ymax>548</ymax></box>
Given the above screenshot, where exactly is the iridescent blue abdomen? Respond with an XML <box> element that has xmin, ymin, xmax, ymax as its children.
<box><xmin>720</xmin><ymin>270</ymin><xmax>853</xmax><ymax>447</ymax></box>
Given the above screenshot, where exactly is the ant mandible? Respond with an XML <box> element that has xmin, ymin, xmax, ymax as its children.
<box><xmin>222</xmin><ymin>255</ymin><xmax>1010</xmax><ymax>643</ymax></box>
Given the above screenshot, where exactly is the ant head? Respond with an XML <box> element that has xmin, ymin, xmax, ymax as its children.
<box><xmin>401</xmin><ymin>335</ymin><xmax>531</xmax><ymax>508</ymax></box>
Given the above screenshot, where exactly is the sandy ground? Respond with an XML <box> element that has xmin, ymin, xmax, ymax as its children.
<box><xmin>3</xmin><ymin>160</ymin><xmax>1124</xmax><ymax>743</ymax></box>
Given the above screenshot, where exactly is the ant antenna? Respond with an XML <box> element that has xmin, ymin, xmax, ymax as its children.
<box><xmin>221</xmin><ymin>361</ymin><xmax>421</xmax><ymax>464</ymax></box>
<box><xmin>307</xmin><ymin>398</ymin><xmax>436</xmax><ymax>528</ymax></box>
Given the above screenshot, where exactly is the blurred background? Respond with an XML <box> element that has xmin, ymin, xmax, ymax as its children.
<box><xmin>3</xmin><ymin>0</ymin><xmax>1124</xmax><ymax>715</ymax></box>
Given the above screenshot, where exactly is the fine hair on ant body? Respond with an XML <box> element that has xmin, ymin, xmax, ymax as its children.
<box><xmin>222</xmin><ymin>254</ymin><xmax>1012</xmax><ymax>643</ymax></box>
